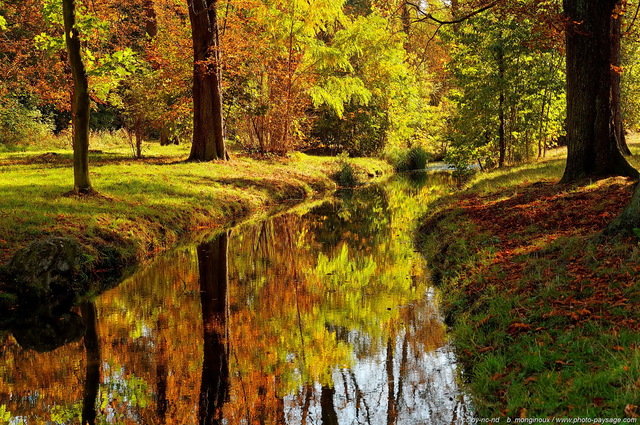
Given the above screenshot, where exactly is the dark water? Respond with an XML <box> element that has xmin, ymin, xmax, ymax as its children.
<box><xmin>0</xmin><ymin>173</ymin><xmax>472</xmax><ymax>424</ymax></box>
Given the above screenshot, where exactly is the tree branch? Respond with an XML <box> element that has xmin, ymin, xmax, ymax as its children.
<box><xmin>409</xmin><ymin>0</ymin><xmax>502</xmax><ymax>25</ymax></box>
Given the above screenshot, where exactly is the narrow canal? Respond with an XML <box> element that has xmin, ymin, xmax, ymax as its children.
<box><xmin>0</xmin><ymin>173</ymin><xmax>472</xmax><ymax>424</ymax></box>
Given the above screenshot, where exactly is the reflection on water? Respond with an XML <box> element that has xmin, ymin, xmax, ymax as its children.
<box><xmin>0</xmin><ymin>173</ymin><xmax>472</xmax><ymax>424</ymax></box>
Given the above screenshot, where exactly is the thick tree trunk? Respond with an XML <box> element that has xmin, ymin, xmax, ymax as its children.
<box><xmin>63</xmin><ymin>0</ymin><xmax>92</xmax><ymax>193</ymax></box>
<box><xmin>561</xmin><ymin>0</ymin><xmax>637</xmax><ymax>183</ymax></box>
<box><xmin>187</xmin><ymin>0</ymin><xmax>228</xmax><ymax>161</ymax></box>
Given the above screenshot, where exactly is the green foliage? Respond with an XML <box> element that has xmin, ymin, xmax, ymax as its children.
<box><xmin>308</xmin><ymin>13</ymin><xmax>436</xmax><ymax>157</ymax></box>
<box><xmin>0</xmin><ymin>94</ymin><xmax>53</xmax><ymax>148</ymax></box>
<box><xmin>35</xmin><ymin>0</ymin><xmax>139</xmax><ymax>103</ymax></box>
<box><xmin>309</xmin><ymin>101</ymin><xmax>389</xmax><ymax>156</ymax></box>
<box><xmin>442</xmin><ymin>10</ymin><xmax>565</xmax><ymax>169</ymax></box>
<box><xmin>330</xmin><ymin>155</ymin><xmax>360</xmax><ymax>187</ymax></box>
<box><xmin>622</xmin><ymin>35</ymin><xmax>640</xmax><ymax>131</ymax></box>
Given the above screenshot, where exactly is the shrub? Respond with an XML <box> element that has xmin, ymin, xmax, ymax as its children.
<box><xmin>330</xmin><ymin>157</ymin><xmax>360</xmax><ymax>188</ymax></box>
<box><xmin>393</xmin><ymin>146</ymin><xmax>430</xmax><ymax>172</ymax></box>
<box><xmin>0</xmin><ymin>96</ymin><xmax>52</xmax><ymax>149</ymax></box>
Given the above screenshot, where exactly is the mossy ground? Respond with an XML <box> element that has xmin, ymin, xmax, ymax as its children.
<box><xmin>418</xmin><ymin>141</ymin><xmax>640</xmax><ymax>419</ymax></box>
<box><xmin>0</xmin><ymin>142</ymin><xmax>390</xmax><ymax>274</ymax></box>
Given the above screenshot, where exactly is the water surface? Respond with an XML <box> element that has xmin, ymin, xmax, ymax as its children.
<box><xmin>0</xmin><ymin>174</ymin><xmax>472</xmax><ymax>424</ymax></box>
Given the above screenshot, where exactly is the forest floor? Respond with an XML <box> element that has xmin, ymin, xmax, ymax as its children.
<box><xmin>418</xmin><ymin>142</ymin><xmax>640</xmax><ymax>419</ymax></box>
<box><xmin>0</xmin><ymin>143</ymin><xmax>390</xmax><ymax>274</ymax></box>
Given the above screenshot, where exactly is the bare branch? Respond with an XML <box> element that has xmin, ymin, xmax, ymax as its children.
<box><xmin>409</xmin><ymin>0</ymin><xmax>502</xmax><ymax>25</ymax></box>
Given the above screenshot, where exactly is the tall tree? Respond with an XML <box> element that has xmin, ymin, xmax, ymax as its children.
<box><xmin>560</xmin><ymin>0</ymin><xmax>637</xmax><ymax>183</ymax></box>
<box><xmin>62</xmin><ymin>0</ymin><xmax>92</xmax><ymax>193</ymax></box>
<box><xmin>186</xmin><ymin>0</ymin><xmax>228</xmax><ymax>161</ymax></box>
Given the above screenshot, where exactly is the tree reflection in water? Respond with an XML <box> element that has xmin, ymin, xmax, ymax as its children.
<box><xmin>80</xmin><ymin>301</ymin><xmax>100</xmax><ymax>425</ymax></box>
<box><xmin>0</xmin><ymin>174</ymin><xmax>472</xmax><ymax>424</ymax></box>
<box><xmin>197</xmin><ymin>232</ymin><xmax>230</xmax><ymax>425</ymax></box>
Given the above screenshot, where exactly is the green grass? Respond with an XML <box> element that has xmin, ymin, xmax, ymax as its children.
<box><xmin>0</xmin><ymin>141</ymin><xmax>391</xmax><ymax>274</ymax></box>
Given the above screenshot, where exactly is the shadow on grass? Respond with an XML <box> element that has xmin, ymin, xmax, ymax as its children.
<box><xmin>466</xmin><ymin>157</ymin><xmax>566</xmax><ymax>192</ymax></box>
<box><xmin>201</xmin><ymin>176</ymin><xmax>310</xmax><ymax>201</ymax></box>
<box><xmin>0</xmin><ymin>152</ymin><xmax>188</xmax><ymax>168</ymax></box>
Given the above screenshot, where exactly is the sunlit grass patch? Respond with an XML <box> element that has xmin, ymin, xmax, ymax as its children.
<box><xmin>0</xmin><ymin>145</ymin><xmax>391</xmax><ymax>271</ymax></box>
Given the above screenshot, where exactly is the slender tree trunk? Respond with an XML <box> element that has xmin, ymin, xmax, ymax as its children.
<box><xmin>611</xmin><ymin>11</ymin><xmax>632</xmax><ymax>156</ymax></box>
<box><xmin>63</xmin><ymin>0</ymin><xmax>92</xmax><ymax>193</ymax></box>
<box><xmin>187</xmin><ymin>0</ymin><xmax>228</xmax><ymax>161</ymax></box>
<box><xmin>135</xmin><ymin>118</ymin><xmax>143</xmax><ymax>159</ymax></box>
<box><xmin>497</xmin><ymin>35</ymin><xmax>506</xmax><ymax>168</ymax></box>
<box><xmin>561</xmin><ymin>0</ymin><xmax>637</xmax><ymax>183</ymax></box>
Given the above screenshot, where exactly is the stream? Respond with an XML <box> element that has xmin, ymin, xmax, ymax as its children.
<box><xmin>0</xmin><ymin>173</ymin><xmax>473</xmax><ymax>424</ymax></box>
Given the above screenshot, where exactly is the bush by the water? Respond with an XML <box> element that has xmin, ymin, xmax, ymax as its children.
<box><xmin>393</xmin><ymin>147</ymin><xmax>430</xmax><ymax>172</ymax></box>
<box><xmin>330</xmin><ymin>158</ymin><xmax>360</xmax><ymax>187</ymax></box>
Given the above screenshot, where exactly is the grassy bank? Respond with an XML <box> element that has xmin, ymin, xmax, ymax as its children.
<box><xmin>418</xmin><ymin>145</ymin><xmax>640</xmax><ymax>419</ymax></box>
<box><xmin>0</xmin><ymin>143</ymin><xmax>390</xmax><ymax>274</ymax></box>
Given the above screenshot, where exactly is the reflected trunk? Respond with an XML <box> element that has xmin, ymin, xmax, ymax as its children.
<box><xmin>198</xmin><ymin>232</ymin><xmax>230</xmax><ymax>425</ymax></box>
<box><xmin>321</xmin><ymin>385</ymin><xmax>339</xmax><ymax>425</ymax></box>
<box><xmin>81</xmin><ymin>302</ymin><xmax>100</xmax><ymax>425</ymax></box>
<box><xmin>156</xmin><ymin>313</ymin><xmax>169</xmax><ymax>423</ymax></box>
<box><xmin>386</xmin><ymin>337</ymin><xmax>397</xmax><ymax>425</ymax></box>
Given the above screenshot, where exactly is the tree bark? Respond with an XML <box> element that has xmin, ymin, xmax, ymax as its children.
<box><xmin>560</xmin><ymin>0</ymin><xmax>637</xmax><ymax>183</ymax></box>
<box><xmin>144</xmin><ymin>0</ymin><xmax>158</xmax><ymax>38</ymax></box>
<box><xmin>187</xmin><ymin>0</ymin><xmax>228</xmax><ymax>161</ymax></box>
<box><xmin>63</xmin><ymin>0</ymin><xmax>92</xmax><ymax>193</ymax></box>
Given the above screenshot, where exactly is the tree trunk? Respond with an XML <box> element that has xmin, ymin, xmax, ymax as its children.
<box><xmin>497</xmin><ymin>34</ymin><xmax>506</xmax><ymax>168</ymax></box>
<box><xmin>144</xmin><ymin>0</ymin><xmax>158</xmax><ymax>38</ymax></box>
<box><xmin>135</xmin><ymin>118</ymin><xmax>143</xmax><ymax>159</ymax></box>
<box><xmin>187</xmin><ymin>0</ymin><xmax>228</xmax><ymax>161</ymax></box>
<box><xmin>611</xmin><ymin>11</ymin><xmax>632</xmax><ymax>156</ymax></box>
<box><xmin>63</xmin><ymin>0</ymin><xmax>92</xmax><ymax>193</ymax></box>
<box><xmin>560</xmin><ymin>0</ymin><xmax>637</xmax><ymax>183</ymax></box>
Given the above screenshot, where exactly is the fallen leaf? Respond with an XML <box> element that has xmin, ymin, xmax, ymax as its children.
<box><xmin>518</xmin><ymin>407</ymin><xmax>528</xmax><ymax>418</ymax></box>
<box><xmin>625</xmin><ymin>404</ymin><xmax>639</xmax><ymax>418</ymax></box>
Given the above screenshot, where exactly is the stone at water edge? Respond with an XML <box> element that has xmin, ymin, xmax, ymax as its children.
<box><xmin>3</xmin><ymin>237</ymin><xmax>87</xmax><ymax>299</ymax></box>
